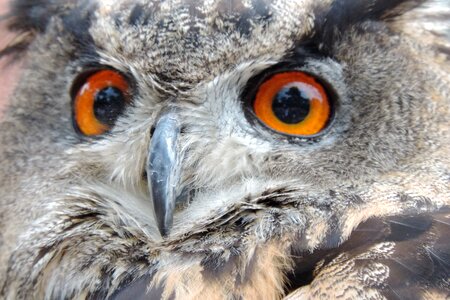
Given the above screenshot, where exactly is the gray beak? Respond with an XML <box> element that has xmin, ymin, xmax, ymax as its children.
<box><xmin>147</xmin><ymin>111</ymin><xmax>181</xmax><ymax>237</ymax></box>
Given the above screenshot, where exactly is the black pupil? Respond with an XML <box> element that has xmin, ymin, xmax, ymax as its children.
<box><xmin>94</xmin><ymin>86</ymin><xmax>126</xmax><ymax>126</ymax></box>
<box><xmin>272</xmin><ymin>84</ymin><xmax>310</xmax><ymax>124</ymax></box>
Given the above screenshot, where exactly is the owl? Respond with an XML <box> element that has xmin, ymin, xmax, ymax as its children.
<box><xmin>0</xmin><ymin>0</ymin><xmax>449</xmax><ymax>299</ymax></box>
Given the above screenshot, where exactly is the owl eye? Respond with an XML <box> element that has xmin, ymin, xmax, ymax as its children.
<box><xmin>252</xmin><ymin>71</ymin><xmax>331</xmax><ymax>136</ymax></box>
<box><xmin>72</xmin><ymin>70</ymin><xmax>130</xmax><ymax>136</ymax></box>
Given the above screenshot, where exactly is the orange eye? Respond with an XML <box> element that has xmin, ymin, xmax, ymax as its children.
<box><xmin>73</xmin><ymin>70</ymin><xmax>130</xmax><ymax>136</ymax></box>
<box><xmin>253</xmin><ymin>72</ymin><xmax>331</xmax><ymax>136</ymax></box>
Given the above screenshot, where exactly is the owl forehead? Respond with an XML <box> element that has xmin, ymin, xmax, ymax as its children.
<box><xmin>97</xmin><ymin>0</ymin><xmax>319</xmax><ymax>31</ymax></box>
<box><xmin>84</xmin><ymin>0</ymin><xmax>321</xmax><ymax>83</ymax></box>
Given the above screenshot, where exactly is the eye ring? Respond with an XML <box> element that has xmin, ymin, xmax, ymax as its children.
<box><xmin>248</xmin><ymin>69</ymin><xmax>334</xmax><ymax>138</ymax></box>
<box><xmin>72</xmin><ymin>69</ymin><xmax>130</xmax><ymax>136</ymax></box>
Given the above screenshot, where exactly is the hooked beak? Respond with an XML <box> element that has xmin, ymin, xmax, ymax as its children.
<box><xmin>147</xmin><ymin>111</ymin><xmax>181</xmax><ymax>237</ymax></box>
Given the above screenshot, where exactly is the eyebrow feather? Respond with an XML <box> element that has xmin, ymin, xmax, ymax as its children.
<box><xmin>310</xmin><ymin>0</ymin><xmax>428</xmax><ymax>53</ymax></box>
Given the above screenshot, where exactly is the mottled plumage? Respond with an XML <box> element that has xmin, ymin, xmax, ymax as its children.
<box><xmin>0</xmin><ymin>0</ymin><xmax>449</xmax><ymax>299</ymax></box>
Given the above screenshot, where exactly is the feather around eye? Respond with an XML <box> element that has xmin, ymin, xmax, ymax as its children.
<box><xmin>72</xmin><ymin>70</ymin><xmax>130</xmax><ymax>136</ymax></box>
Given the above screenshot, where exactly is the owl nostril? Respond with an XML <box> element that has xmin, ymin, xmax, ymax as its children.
<box><xmin>150</xmin><ymin>124</ymin><xmax>186</xmax><ymax>138</ymax></box>
<box><xmin>179</xmin><ymin>126</ymin><xmax>187</xmax><ymax>134</ymax></box>
<box><xmin>150</xmin><ymin>126</ymin><xmax>156</xmax><ymax>137</ymax></box>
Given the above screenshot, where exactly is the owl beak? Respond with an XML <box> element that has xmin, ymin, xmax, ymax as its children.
<box><xmin>147</xmin><ymin>111</ymin><xmax>181</xmax><ymax>237</ymax></box>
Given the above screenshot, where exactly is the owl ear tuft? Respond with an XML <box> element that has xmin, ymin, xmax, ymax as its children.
<box><xmin>316</xmin><ymin>0</ymin><xmax>426</xmax><ymax>33</ymax></box>
<box><xmin>390</xmin><ymin>0</ymin><xmax>450</xmax><ymax>58</ymax></box>
<box><xmin>314</xmin><ymin>0</ymin><xmax>448</xmax><ymax>54</ymax></box>
<box><xmin>1</xmin><ymin>0</ymin><xmax>98</xmax><ymax>60</ymax></box>
<box><xmin>0</xmin><ymin>0</ymin><xmax>66</xmax><ymax>59</ymax></box>
<box><xmin>377</xmin><ymin>0</ymin><xmax>427</xmax><ymax>19</ymax></box>
<box><xmin>7</xmin><ymin>0</ymin><xmax>64</xmax><ymax>32</ymax></box>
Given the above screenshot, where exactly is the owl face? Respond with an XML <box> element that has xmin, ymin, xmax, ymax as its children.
<box><xmin>1</xmin><ymin>0</ymin><xmax>449</xmax><ymax>298</ymax></box>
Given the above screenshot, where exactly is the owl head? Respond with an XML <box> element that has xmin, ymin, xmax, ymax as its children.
<box><xmin>0</xmin><ymin>0</ymin><xmax>449</xmax><ymax>298</ymax></box>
